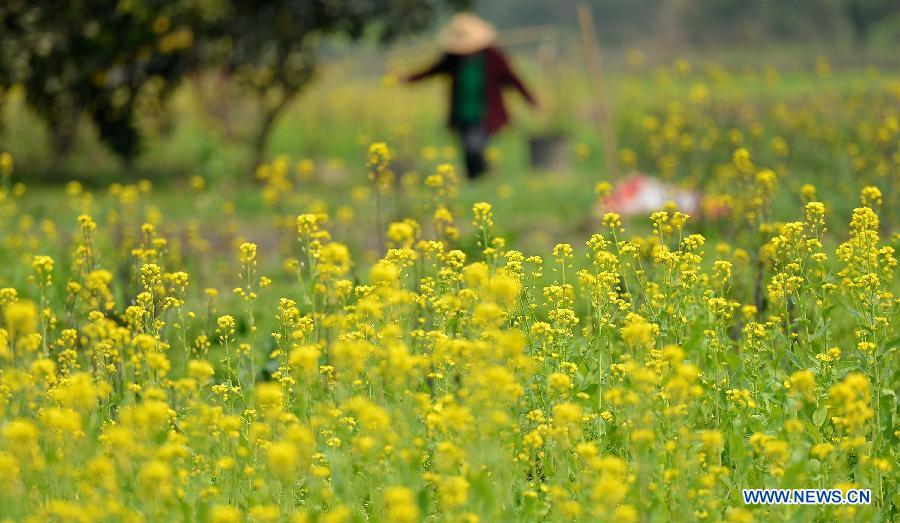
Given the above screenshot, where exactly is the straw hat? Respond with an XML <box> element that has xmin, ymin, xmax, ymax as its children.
<box><xmin>438</xmin><ymin>13</ymin><xmax>497</xmax><ymax>54</ymax></box>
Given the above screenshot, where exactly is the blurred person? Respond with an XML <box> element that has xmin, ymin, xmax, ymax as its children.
<box><xmin>404</xmin><ymin>13</ymin><xmax>537</xmax><ymax>179</ymax></box>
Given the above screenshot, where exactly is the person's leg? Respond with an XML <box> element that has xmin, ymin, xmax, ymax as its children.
<box><xmin>460</xmin><ymin>124</ymin><xmax>488</xmax><ymax>179</ymax></box>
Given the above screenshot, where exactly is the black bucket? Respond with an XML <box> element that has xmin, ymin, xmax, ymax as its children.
<box><xmin>529</xmin><ymin>133</ymin><xmax>569</xmax><ymax>171</ymax></box>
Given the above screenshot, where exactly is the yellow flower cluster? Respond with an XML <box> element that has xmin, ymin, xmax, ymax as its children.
<box><xmin>0</xmin><ymin>131</ymin><xmax>896</xmax><ymax>523</ymax></box>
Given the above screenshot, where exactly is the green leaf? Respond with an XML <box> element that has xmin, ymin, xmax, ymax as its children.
<box><xmin>417</xmin><ymin>486</ymin><xmax>431</xmax><ymax>514</ymax></box>
<box><xmin>812</xmin><ymin>405</ymin><xmax>827</xmax><ymax>427</ymax></box>
<box><xmin>804</xmin><ymin>421</ymin><xmax>823</xmax><ymax>444</ymax></box>
<box><xmin>807</xmin><ymin>458</ymin><xmax>821</xmax><ymax>473</ymax></box>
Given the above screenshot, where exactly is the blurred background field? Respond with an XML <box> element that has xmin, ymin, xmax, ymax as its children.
<box><xmin>4</xmin><ymin>60</ymin><xmax>898</xmax><ymax>257</ymax></box>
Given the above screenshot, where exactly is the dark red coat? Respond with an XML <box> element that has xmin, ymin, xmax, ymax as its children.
<box><xmin>406</xmin><ymin>46</ymin><xmax>536</xmax><ymax>135</ymax></box>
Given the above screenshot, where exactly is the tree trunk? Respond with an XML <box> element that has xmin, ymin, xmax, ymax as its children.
<box><xmin>50</xmin><ymin>109</ymin><xmax>79</xmax><ymax>168</ymax></box>
<box><xmin>0</xmin><ymin>90</ymin><xmax>6</xmax><ymax>138</ymax></box>
<box><xmin>249</xmin><ymin>93</ymin><xmax>293</xmax><ymax>179</ymax></box>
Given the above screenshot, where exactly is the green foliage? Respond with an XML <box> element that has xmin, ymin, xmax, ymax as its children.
<box><xmin>0</xmin><ymin>0</ymin><xmax>207</xmax><ymax>161</ymax></box>
<box><xmin>0</xmin><ymin>0</ymin><xmax>466</xmax><ymax>164</ymax></box>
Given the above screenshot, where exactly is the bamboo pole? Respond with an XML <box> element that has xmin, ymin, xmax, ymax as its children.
<box><xmin>577</xmin><ymin>3</ymin><xmax>621</xmax><ymax>180</ymax></box>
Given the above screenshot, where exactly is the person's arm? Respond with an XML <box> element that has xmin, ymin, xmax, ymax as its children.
<box><xmin>404</xmin><ymin>54</ymin><xmax>451</xmax><ymax>83</ymax></box>
<box><xmin>498</xmin><ymin>52</ymin><xmax>537</xmax><ymax>107</ymax></box>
